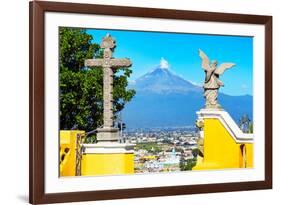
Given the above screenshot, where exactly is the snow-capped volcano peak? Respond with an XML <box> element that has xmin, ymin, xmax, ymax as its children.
<box><xmin>159</xmin><ymin>57</ymin><xmax>169</xmax><ymax>69</ymax></box>
<box><xmin>132</xmin><ymin>59</ymin><xmax>201</xmax><ymax>94</ymax></box>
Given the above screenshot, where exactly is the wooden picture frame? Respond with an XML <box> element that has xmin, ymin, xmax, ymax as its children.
<box><xmin>29</xmin><ymin>1</ymin><xmax>272</xmax><ymax>204</ymax></box>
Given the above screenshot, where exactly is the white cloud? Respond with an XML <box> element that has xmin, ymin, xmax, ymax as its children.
<box><xmin>159</xmin><ymin>57</ymin><xmax>169</xmax><ymax>69</ymax></box>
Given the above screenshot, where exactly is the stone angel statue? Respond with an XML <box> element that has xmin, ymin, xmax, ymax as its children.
<box><xmin>198</xmin><ymin>49</ymin><xmax>235</xmax><ymax>109</ymax></box>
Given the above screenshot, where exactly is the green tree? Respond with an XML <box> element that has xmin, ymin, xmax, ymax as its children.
<box><xmin>239</xmin><ymin>114</ymin><xmax>253</xmax><ymax>133</ymax></box>
<box><xmin>179</xmin><ymin>151</ymin><xmax>197</xmax><ymax>171</ymax></box>
<box><xmin>180</xmin><ymin>158</ymin><xmax>197</xmax><ymax>171</ymax></box>
<box><xmin>179</xmin><ymin>152</ymin><xmax>186</xmax><ymax>170</ymax></box>
<box><xmin>192</xmin><ymin>148</ymin><xmax>199</xmax><ymax>157</ymax></box>
<box><xmin>59</xmin><ymin>28</ymin><xmax>135</xmax><ymax>132</ymax></box>
<box><xmin>248</xmin><ymin>122</ymin><xmax>253</xmax><ymax>133</ymax></box>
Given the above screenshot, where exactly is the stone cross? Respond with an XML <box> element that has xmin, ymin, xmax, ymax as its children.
<box><xmin>85</xmin><ymin>34</ymin><xmax>132</xmax><ymax>142</ymax></box>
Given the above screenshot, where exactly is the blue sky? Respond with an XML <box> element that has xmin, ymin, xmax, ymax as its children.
<box><xmin>86</xmin><ymin>29</ymin><xmax>253</xmax><ymax>96</ymax></box>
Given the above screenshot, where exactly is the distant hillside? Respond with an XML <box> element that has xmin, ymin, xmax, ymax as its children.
<box><xmin>122</xmin><ymin>62</ymin><xmax>252</xmax><ymax>129</ymax></box>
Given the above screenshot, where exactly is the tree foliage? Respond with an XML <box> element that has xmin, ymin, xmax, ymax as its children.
<box><xmin>59</xmin><ymin>28</ymin><xmax>135</xmax><ymax>131</ymax></box>
<box><xmin>179</xmin><ymin>149</ymin><xmax>198</xmax><ymax>171</ymax></box>
<box><xmin>179</xmin><ymin>157</ymin><xmax>197</xmax><ymax>171</ymax></box>
<box><xmin>239</xmin><ymin>114</ymin><xmax>253</xmax><ymax>133</ymax></box>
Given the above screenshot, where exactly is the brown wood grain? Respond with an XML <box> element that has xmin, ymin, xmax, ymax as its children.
<box><xmin>29</xmin><ymin>1</ymin><xmax>272</xmax><ymax>204</ymax></box>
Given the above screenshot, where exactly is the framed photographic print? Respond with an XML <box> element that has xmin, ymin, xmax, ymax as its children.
<box><xmin>29</xmin><ymin>1</ymin><xmax>272</xmax><ymax>204</ymax></box>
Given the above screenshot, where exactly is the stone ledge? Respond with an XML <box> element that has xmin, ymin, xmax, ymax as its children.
<box><xmin>197</xmin><ymin>109</ymin><xmax>254</xmax><ymax>143</ymax></box>
<box><xmin>82</xmin><ymin>142</ymin><xmax>135</xmax><ymax>154</ymax></box>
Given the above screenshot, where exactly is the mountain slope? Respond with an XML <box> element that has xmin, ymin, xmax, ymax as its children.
<box><xmin>123</xmin><ymin>61</ymin><xmax>252</xmax><ymax>129</ymax></box>
<box><xmin>133</xmin><ymin>66</ymin><xmax>201</xmax><ymax>94</ymax></box>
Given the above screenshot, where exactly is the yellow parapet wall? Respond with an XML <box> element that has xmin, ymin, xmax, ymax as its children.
<box><xmin>81</xmin><ymin>143</ymin><xmax>135</xmax><ymax>176</ymax></box>
<box><xmin>81</xmin><ymin>153</ymin><xmax>134</xmax><ymax>176</ymax></box>
<box><xmin>60</xmin><ymin>130</ymin><xmax>85</xmax><ymax>177</ymax></box>
<box><xmin>245</xmin><ymin>143</ymin><xmax>253</xmax><ymax>168</ymax></box>
<box><xmin>193</xmin><ymin>110</ymin><xmax>253</xmax><ymax>170</ymax></box>
<box><xmin>59</xmin><ymin>130</ymin><xmax>135</xmax><ymax>177</ymax></box>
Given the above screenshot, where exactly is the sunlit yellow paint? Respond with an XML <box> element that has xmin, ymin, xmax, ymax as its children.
<box><xmin>81</xmin><ymin>153</ymin><xmax>134</xmax><ymax>176</ymax></box>
<box><xmin>245</xmin><ymin>143</ymin><xmax>253</xmax><ymax>168</ymax></box>
<box><xmin>193</xmin><ymin>118</ymin><xmax>253</xmax><ymax>170</ymax></box>
<box><xmin>59</xmin><ymin>130</ymin><xmax>85</xmax><ymax>176</ymax></box>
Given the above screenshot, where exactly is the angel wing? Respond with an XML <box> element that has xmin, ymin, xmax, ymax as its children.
<box><xmin>214</xmin><ymin>63</ymin><xmax>235</xmax><ymax>75</ymax></box>
<box><xmin>198</xmin><ymin>49</ymin><xmax>212</xmax><ymax>71</ymax></box>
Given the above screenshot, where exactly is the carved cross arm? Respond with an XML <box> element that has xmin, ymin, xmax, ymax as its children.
<box><xmin>84</xmin><ymin>59</ymin><xmax>104</xmax><ymax>67</ymax></box>
<box><xmin>109</xmin><ymin>58</ymin><xmax>132</xmax><ymax>68</ymax></box>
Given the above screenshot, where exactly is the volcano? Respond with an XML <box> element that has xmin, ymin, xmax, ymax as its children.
<box><xmin>122</xmin><ymin>59</ymin><xmax>252</xmax><ymax>129</ymax></box>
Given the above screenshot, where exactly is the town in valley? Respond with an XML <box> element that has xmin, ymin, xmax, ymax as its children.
<box><xmin>120</xmin><ymin>126</ymin><xmax>200</xmax><ymax>173</ymax></box>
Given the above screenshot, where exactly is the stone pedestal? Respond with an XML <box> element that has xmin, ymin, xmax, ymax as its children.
<box><xmin>96</xmin><ymin>127</ymin><xmax>119</xmax><ymax>142</ymax></box>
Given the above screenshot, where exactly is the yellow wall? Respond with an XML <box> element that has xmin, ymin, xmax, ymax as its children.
<box><xmin>193</xmin><ymin>118</ymin><xmax>253</xmax><ymax>170</ymax></box>
<box><xmin>246</xmin><ymin>144</ymin><xmax>254</xmax><ymax>168</ymax></box>
<box><xmin>81</xmin><ymin>153</ymin><xmax>134</xmax><ymax>176</ymax></box>
<box><xmin>60</xmin><ymin>130</ymin><xmax>85</xmax><ymax>176</ymax></box>
<box><xmin>60</xmin><ymin>130</ymin><xmax>135</xmax><ymax>177</ymax></box>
